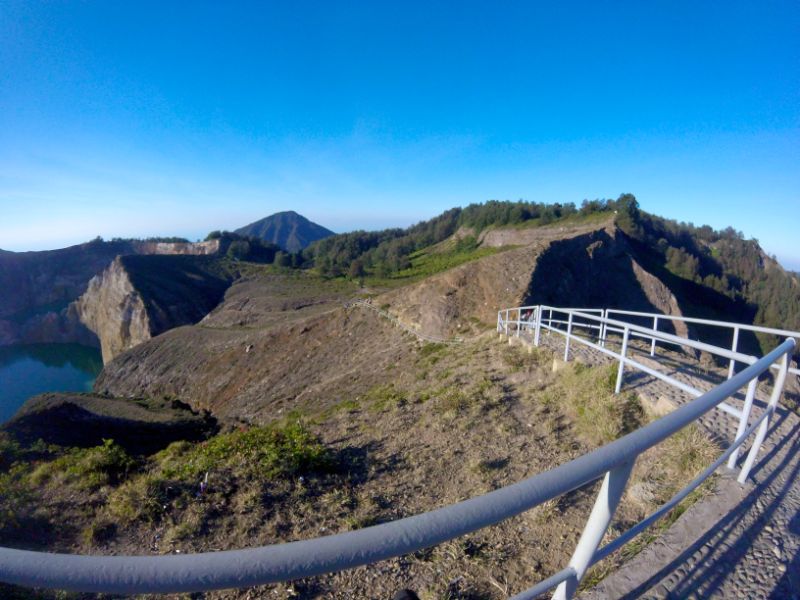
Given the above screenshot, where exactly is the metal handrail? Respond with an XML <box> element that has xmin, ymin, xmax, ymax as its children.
<box><xmin>496</xmin><ymin>305</ymin><xmax>794</xmax><ymax>597</ymax></box>
<box><xmin>0</xmin><ymin>309</ymin><xmax>794</xmax><ymax>599</ymax></box>
<box><xmin>604</xmin><ymin>307</ymin><xmax>800</xmax><ymax>379</ymax></box>
<box><xmin>535</xmin><ymin>305</ymin><xmax>768</xmax><ymax>366</ymax></box>
<box><xmin>606</xmin><ymin>307</ymin><xmax>800</xmax><ymax>339</ymax></box>
<box><xmin>530</xmin><ymin>306</ymin><xmax>800</xmax><ymax>381</ymax></box>
<box><xmin>502</xmin><ymin>304</ymin><xmax>789</xmax><ymax>470</ymax></box>
<box><xmin>523</xmin><ymin>304</ymin><xmax>797</xmax><ymax>397</ymax></box>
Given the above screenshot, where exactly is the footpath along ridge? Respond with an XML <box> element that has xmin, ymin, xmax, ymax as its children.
<box><xmin>523</xmin><ymin>331</ymin><xmax>800</xmax><ymax>599</ymax></box>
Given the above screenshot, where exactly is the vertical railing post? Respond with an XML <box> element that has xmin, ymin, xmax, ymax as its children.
<box><xmin>738</xmin><ymin>351</ymin><xmax>791</xmax><ymax>483</ymax></box>
<box><xmin>497</xmin><ymin>311</ymin><xmax>501</xmax><ymax>333</ymax></box>
<box><xmin>600</xmin><ymin>309</ymin><xmax>608</xmax><ymax>347</ymax></box>
<box><xmin>728</xmin><ymin>326</ymin><xmax>740</xmax><ymax>379</ymax></box>
<box><xmin>534</xmin><ymin>306</ymin><xmax>542</xmax><ymax>346</ymax></box>
<box><xmin>564</xmin><ymin>312</ymin><xmax>574</xmax><ymax>361</ymax></box>
<box><xmin>516</xmin><ymin>308</ymin><xmax>522</xmax><ymax>338</ymax></box>
<box><xmin>504</xmin><ymin>309</ymin><xmax>509</xmax><ymax>336</ymax></box>
<box><xmin>614</xmin><ymin>327</ymin><xmax>630</xmax><ymax>395</ymax></box>
<box><xmin>650</xmin><ymin>316</ymin><xmax>659</xmax><ymax>356</ymax></box>
<box><xmin>726</xmin><ymin>377</ymin><xmax>758</xmax><ymax>469</ymax></box>
<box><xmin>552</xmin><ymin>460</ymin><xmax>635</xmax><ymax>600</ymax></box>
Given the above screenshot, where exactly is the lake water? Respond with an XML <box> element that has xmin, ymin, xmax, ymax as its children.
<box><xmin>0</xmin><ymin>344</ymin><xmax>103</xmax><ymax>423</ymax></box>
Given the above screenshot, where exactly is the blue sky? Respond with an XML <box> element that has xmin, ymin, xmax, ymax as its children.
<box><xmin>1</xmin><ymin>1</ymin><xmax>798</xmax><ymax>268</ymax></box>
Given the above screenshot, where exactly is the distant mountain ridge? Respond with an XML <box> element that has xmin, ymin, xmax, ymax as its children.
<box><xmin>235</xmin><ymin>211</ymin><xmax>334</xmax><ymax>253</ymax></box>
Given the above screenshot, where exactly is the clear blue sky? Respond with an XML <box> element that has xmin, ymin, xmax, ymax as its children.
<box><xmin>1</xmin><ymin>1</ymin><xmax>798</xmax><ymax>268</ymax></box>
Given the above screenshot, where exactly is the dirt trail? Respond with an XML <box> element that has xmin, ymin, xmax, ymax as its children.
<box><xmin>344</xmin><ymin>299</ymin><xmax>464</xmax><ymax>344</ymax></box>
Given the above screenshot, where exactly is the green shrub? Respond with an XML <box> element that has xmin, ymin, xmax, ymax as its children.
<box><xmin>0</xmin><ymin>434</ymin><xmax>21</xmax><ymax>470</ymax></box>
<box><xmin>662</xmin><ymin>425</ymin><xmax>718</xmax><ymax>479</ymax></box>
<box><xmin>156</xmin><ymin>421</ymin><xmax>333</xmax><ymax>481</ymax></box>
<box><xmin>393</xmin><ymin>244</ymin><xmax>499</xmax><ymax>281</ymax></box>
<box><xmin>501</xmin><ymin>345</ymin><xmax>528</xmax><ymax>371</ymax></box>
<box><xmin>469</xmin><ymin>376</ymin><xmax>502</xmax><ymax>411</ymax></box>
<box><xmin>29</xmin><ymin>439</ymin><xmax>135</xmax><ymax>491</ymax></box>
<box><xmin>336</xmin><ymin>398</ymin><xmax>360</xmax><ymax>413</ymax></box>
<box><xmin>162</xmin><ymin>503</ymin><xmax>207</xmax><ymax>544</ymax></box>
<box><xmin>418</xmin><ymin>342</ymin><xmax>447</xmax><ymax>358</ymax></box>
<box><xmin>436</xmin><ymin>385</ymin><xmax>471</xmax><ymax>416</ymax></box>
<box><xmin>364</xmin><ymin>384</ymin><xmax>407</xmax><ymax>412</ymax></box>
<box><xmin>81</xmin><ymin>519</ymin><xmax>117</xmax><ymax>546</ymax></box>
<box><xmin>101</xmin><ymin>421</ymin><xmax>333</xmax><ymax>528</ymax></box>
<box><xmin>0</xmin><ymin>464</ymin><xmax>33</xmax><ymax>530</ymax></box>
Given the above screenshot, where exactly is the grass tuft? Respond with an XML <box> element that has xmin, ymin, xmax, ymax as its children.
<box><xmin>96</xmin><ymin>420</ymin><xmax>334</xmax><ymax>530</ymax></box>
<box><xmin>28</xmin><ymin>439</ymin><xmax>135</xmax><ymax>491</ymax></box>
<box><xmin>364</xmin><ymin>384</ymin><xmax>407</xmax><ymax>412</ymax></box>
<box><xmin>543</xmin><ymin>363</ymin><xmax>645</xmax><ymax>446</ymax></box>
<box><xmin>155</xmin><ymin>421</ymin><xmax>333</xmax><ymax>481</ymax></box>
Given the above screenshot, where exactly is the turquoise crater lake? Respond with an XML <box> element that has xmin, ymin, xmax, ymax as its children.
<box><xmin>0</xmin><ymin>344</ymin><xmax>103</xmax><ymax>423</ymax></box>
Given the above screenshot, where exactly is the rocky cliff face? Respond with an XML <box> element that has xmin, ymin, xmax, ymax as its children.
<box><xmin>6</xmin><ymin>303</ymin><xmax>99</xmax><ymax>347</ymax></box>
<box><xmin>380</xmin><ymin>241</ymin><xmax>548</xmax><ymax>339</ymax></box>
<box><xmin>74</xmin><ymin>257</ymin><xmax>152</xmax><ymax>363</ymax></box>
<box><xmin>0</xmin><ymin>239</ymin><xmax>222</xmax><ymax>348</ymax></box>
<box><xmin>521</xmin><ymin>228</ymin><xmax>697</xmax><ymax>338</ymax></box>
<box><xmin>130</xmin><ymin>240</ymin><xmax>220</xmax><ymax>255</ymax></box>
<box><xmin>477</xmin><ymin>217</ymin><xmax>615</xmax><ymax>248</ymax></box>
<box><xmin>629</xmin><ymin>260</ymin><xmax>689</xmax><ymax>338</ymax></box>
<box><xmin>92</xmin><ymin>275</ymin><xmax>392</xmax><ymax>423</ymax></box>
<box><xmin>75</xmin><ymin>255</ymin><xmax>233</xmax><ymax>363</ymax></box>
<box><xmin>378</xmin><ymin>221</ymin><xmax>616</xmax><ymax>339</ymax></box>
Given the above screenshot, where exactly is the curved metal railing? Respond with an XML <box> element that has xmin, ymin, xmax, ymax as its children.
<box><xmin>499</xmin><ymin>304</ymin><xmax>799</xmax><ymax>473</ymax></box>
<box><xmin>603</xmin><ymin>307</ymin><xmax>800</xmax><ymax>379</ymax></box>
<box><xmin>0</xmin><ymin>307</ymin><xmax>795</xmax><ymax>599</ymax></box>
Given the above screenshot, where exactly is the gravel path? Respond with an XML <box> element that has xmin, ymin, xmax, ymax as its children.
<box><xmin>516</xmin><ymin>328</ymin><xmax>800</xmax><ymax>599</ymax></box>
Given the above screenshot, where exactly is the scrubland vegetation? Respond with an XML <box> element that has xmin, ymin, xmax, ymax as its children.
<box><xmin>302</xmin><ymin>198</ymin><xmax>622</xmax><ymax>279</ymax></box>
<box><xmin>202</xmin><ymin>196</ymin><xmax>799</xmax><ymax>356</ymax></box>
<box><xmin>3</xmin><ymin>194</ymin><xmax>795</xmax><ymax>597</ymax></box>
<box><xmin>0</xmin><ymin>336</ymin><xmax>720</xmax><ymax>599</ymax></box>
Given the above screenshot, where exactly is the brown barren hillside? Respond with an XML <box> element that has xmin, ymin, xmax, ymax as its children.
<box><xmin>379</xmin><ymin>219</ymin><xmax>614</xmax><ymax>339</ymax></box>
<box><xmin>2</xmin><ymin>219</ymin><xmax>724</xmax><ymax>599</ymax></box>
<box><xmin>95</xmin><ymin>219</ymin><xmax>698</xmax><ymax>421</ymax></box>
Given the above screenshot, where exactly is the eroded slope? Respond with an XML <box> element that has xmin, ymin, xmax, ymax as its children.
<box><xmin>0</xmin><ymin>239</ymin><xmax>221</xmax><ymax>347</ymax></box>
<box><xmin>1</xmin><ymin>221</ymin><xmax>726</xmax><ymax>599</ymax></box>
<box><xmin>95</xmin><ymin>220</ymin><xmax>696</xmax><ymax>421</ymax></box>
<box><xmin>76</xmin><ymin>255</ymin><xmax>233</xmax><ymax>363</ymax></box>
<box><xmin>375</xmin><ymin>221</ymin><xmax>616</xmax><ymax>341</ymax></box>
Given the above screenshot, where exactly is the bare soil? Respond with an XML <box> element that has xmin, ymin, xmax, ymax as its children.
<box><xmin>4</xmin><ymin>337</ymin><xmax>614</xmax><ymax>600</ymax></box>
<box><xmin>0</xmin><ymin>223</ymin><xmax>721</xmax><ymax>599</ymax></box>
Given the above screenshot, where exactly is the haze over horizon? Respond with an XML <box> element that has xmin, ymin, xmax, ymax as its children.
<box><xmin>1</xmin><ymin>2</ymin><xmax>798</xmax><ymax>269</ymax></box>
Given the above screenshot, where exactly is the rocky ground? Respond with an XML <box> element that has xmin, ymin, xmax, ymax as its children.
<box><xmin>0</xmin><ymin>322</ymin><xmax>717</xmax><ymax>600</ymax></box>
<box><xmin>2</xmin><ymin>217</ymin><xmax>780</xmax><ymax>599</ymax></box>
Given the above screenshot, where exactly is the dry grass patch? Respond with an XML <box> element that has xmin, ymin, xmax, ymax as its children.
<box><xmin>531</xmin><ymin>359</ymin><xmax>720</xmax><ymax>592</ymax></box>
<box><xmin>627</xmin><ymin>423</ymin><xmax>719</xmax><ymax>519</ymax></box>
<box><xmin>542</xmin><ymin>362</ymin><xmax>645</xmax><ymax>446</ymax></box>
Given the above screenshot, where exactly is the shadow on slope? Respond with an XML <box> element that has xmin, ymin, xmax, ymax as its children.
<box><xmin>525</xmin><ymin>229</ymin><xmax>765</xmax><ymax>360</ymax></box>
<box><xmin>2</xmin><ymin>393</ymin><xmax>217</xmax><ymax>455</ymax></box>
